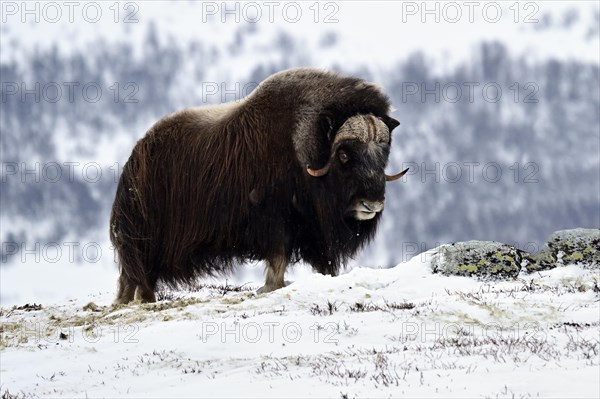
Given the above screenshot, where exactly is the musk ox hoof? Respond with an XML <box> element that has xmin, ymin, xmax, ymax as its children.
<box><xmin>257</xmin><ymin>281</ymin><xmax>290</xmax><ymax>294</ymax></box>
<box><xmin>134</xmin><ymin>286</ymin><xmax>157</xmax><ymax>303</ymax></box>
<box><xmin>112</xmin><ymin>298</ymin><xmax>129</xmax><ymax>306</ymax></box>
<box><xmin>113</xmin><ymin>285</ymin><xmax>156</xmax><ymax>305</ymax></box>
<box><xmin>257</xmin><ymin>285</ymin><xmax>280</xmax><ymax>294</ymax></box>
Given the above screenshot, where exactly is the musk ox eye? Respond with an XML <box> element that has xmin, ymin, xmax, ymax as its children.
<box><xmin>338</xmin><ymin>150</ymin><xmax>349</xmax><ymax>164</ymax></box>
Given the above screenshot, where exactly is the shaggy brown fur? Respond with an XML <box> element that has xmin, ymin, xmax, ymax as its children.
<box><xmin>110</xmin><ymin>68</ymin><xmax>402</xmax><ymax>304</ymax></box>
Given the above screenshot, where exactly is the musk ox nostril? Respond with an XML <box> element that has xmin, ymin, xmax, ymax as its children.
<box><xmin>360</xmin><ymin>200</ymin><xmax>384</xmax><ymax>213</ymax></box>
<box><xmin>361</xmin><ymin>201</ymin><xmax>375</xmax><ymax>212</ymax></box>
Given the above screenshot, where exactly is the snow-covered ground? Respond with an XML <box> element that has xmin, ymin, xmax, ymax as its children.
<box><xmin>2</xmin><ymin>251</ymin><xmax>598</xmax><ymax>398</ymax></box>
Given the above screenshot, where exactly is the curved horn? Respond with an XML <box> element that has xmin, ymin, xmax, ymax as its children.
<box><xmin>385</xmin><ymin>167</ymin><xmax>409</xmax><ymax>182</ymax></box>
<box><xmin>306</xmin><ymin>162</ymin><xmax>332</xmax><ymax>177</ymax></box>
<box><xmin>306</xmin><ymin>142</ymin><xmax>341</xmax><ymax>177</ymax></box>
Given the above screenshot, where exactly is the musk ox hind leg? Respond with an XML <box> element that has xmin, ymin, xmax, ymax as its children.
<box><xmin>113</xmin><ymin>274</ymin><xmax>157</xmax><ymax>305</ymax></box>
<box><xmin>134</xmin><ymin>283</ymin><xmax>157</xmax><ymax>303</ymax></box>
<box><xmin>114</xmin><ymin>273</ymin><xmax>136</xmax><ymax>305</ymax></box>
<box><xmin>257</xmin><ymin>254</ymin><xmax>288</xmax><ymax>294</ymax></box>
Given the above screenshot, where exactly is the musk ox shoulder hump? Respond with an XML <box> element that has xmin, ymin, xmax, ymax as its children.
<box><xmin>146</xmin><ymin>101</ymin><xmax>242</xmax><ymax>140</ymax></box>
<box><xmin>248</xmin><ymin>68</ymin><xmax>393</xmax><ymax>170</ymax></box>
<box><xmin>251</xmin><ymin>67</ymin><xmax>391</xmax><ymax>112</ymax></box>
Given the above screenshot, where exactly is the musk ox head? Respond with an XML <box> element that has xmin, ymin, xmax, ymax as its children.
<box><xmin>306</xmin><ymin>114</ymin><xmax>409</xmax><ymax>221</ymax></box>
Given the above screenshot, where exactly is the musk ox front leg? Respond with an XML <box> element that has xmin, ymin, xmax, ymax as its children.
<box><xmin>258</xmin><ymin>253</ymin><xmax>288</xmax><ymax>294</ymax></box>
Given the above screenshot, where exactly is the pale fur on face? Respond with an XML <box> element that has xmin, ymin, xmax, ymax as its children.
<box><xmin>351</xmin><ymin>199</ymin><xmax>384</xmax><ymax>220</ymax></box>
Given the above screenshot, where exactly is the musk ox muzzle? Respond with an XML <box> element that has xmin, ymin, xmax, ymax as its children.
<box><xmin>352</xmin><ymin>199</ymin><xmax>385</xmax><ymax>221</ymax></box>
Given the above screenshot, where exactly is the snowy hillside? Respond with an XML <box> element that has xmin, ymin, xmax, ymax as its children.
<box><xmin>1</xmin><ymin>249</ymin><xmax>598</xmax><ymax>398</ymax></box>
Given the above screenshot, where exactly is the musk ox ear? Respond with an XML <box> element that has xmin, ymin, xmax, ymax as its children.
<box><xmin>293</xmin><ymin>111</ymin><xmax>337</xmax><ymax>173</ymax></box>
<box><xmin>380</xmin><ymin>115</ymin><xmax>400</xmax><ymax>132</ymax></box>
<box><xmin>318</xmin><ymin>113</ymin><xmax>335</xmax><ymax>142</ymax></box>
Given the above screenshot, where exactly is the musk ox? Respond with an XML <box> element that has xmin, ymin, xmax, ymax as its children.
<box><xmin>110</xmin><ymin>68</ymin><xmax>408</xmax><ymax>304</ymax></box>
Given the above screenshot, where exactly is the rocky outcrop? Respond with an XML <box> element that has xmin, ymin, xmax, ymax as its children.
<box><xmin>430</xmin><ymin>241</ymin><xmax>530</xmax><ymax>280</ymax></box>
<box><xmin>430</xmin><ymin>228</ymin><xmax>599</xmax><ymax>279</ymax></box>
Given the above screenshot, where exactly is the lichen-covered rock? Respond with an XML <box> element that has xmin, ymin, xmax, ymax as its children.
<box><xmin>430</xmin><ymin>241</ymin><xmax>531</xmax><ymax>280</ymax></box>
<box><xmin>545</xmin><ymin>228</ymin><xmax>600</xmax><ymax>269</ymax></box>
<box><xmin>526</xmin><ymin>247</ymin><xmax>557</xmax><ymax>272</ymax></box>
